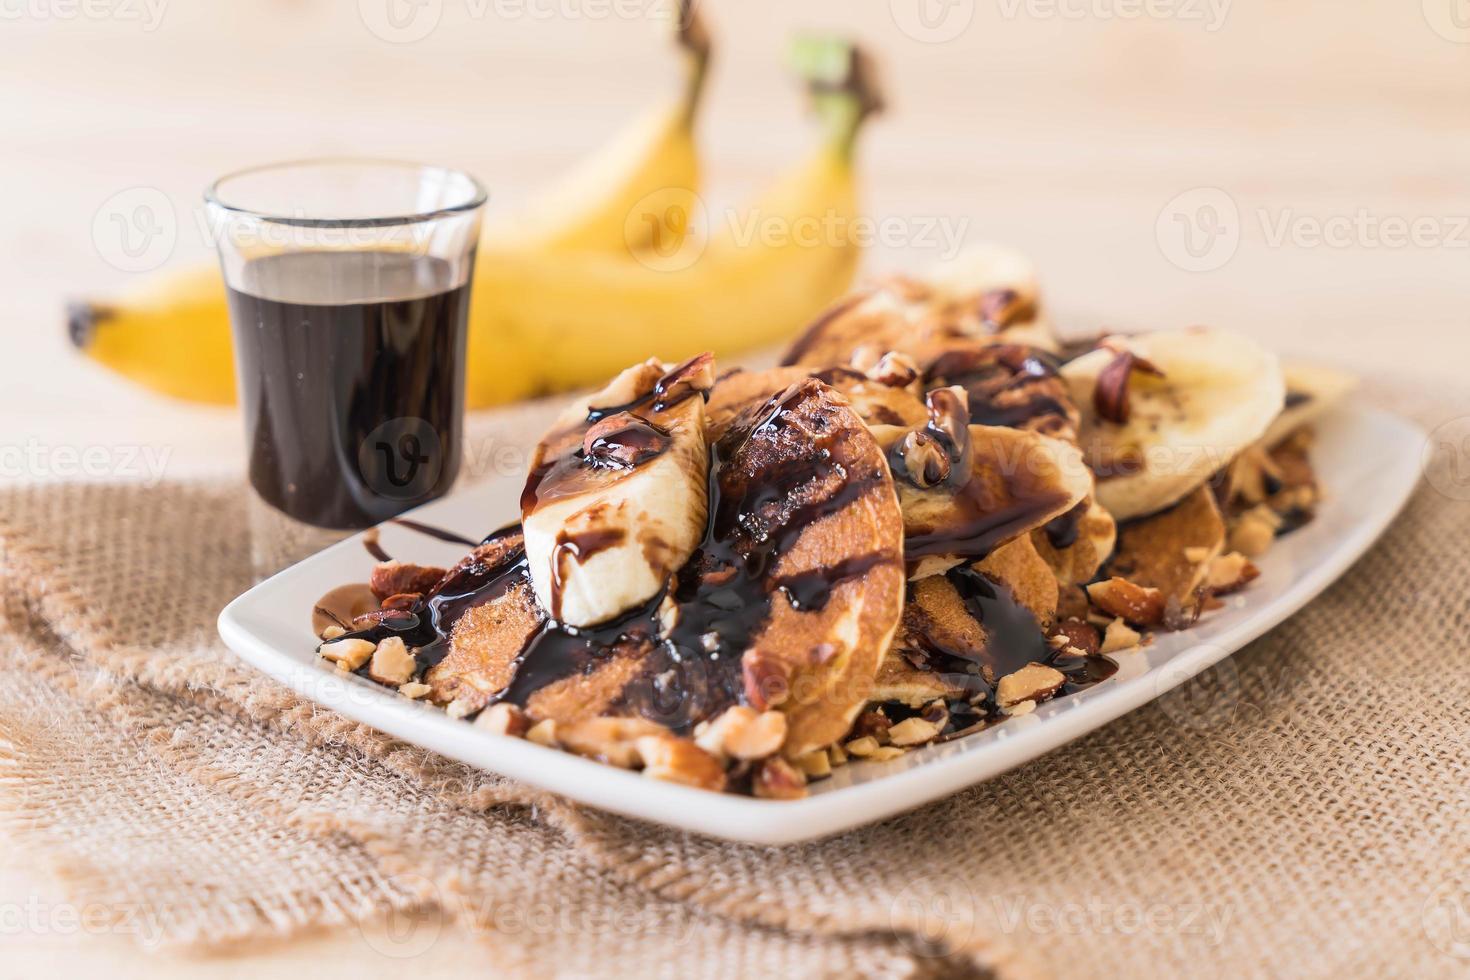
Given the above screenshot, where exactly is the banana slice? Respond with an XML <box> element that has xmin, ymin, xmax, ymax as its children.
<box><xmin>521</xmin><ymin>354</ymin><xmax>714</xmax><ymax>627</ymax></box>
<box><xmin>781</xmin><ymin>244</ymin><xmax>1057</xmax><ymax>370</ymax></box>
<box><xmin>1062</xmin><ymin>328</ymin><xmax>1285</xmax><ymax>522</ymax></box>
<box><xmin>1260</xmin><ymin>362</ymin><xmax>1358</xmax><ymax>448</ymax></box>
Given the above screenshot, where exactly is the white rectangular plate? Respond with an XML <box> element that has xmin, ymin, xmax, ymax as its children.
<box><xmin>219</xmin><ymin>403</ymin><xmax>1421</xmax><ymax>844</ymax></box>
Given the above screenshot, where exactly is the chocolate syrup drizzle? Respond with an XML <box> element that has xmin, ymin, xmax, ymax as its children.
<box><xmin>902</xmin><ymin>566</ymin><xmax>1117</xmax><ymax>722</ymax></box>
<box><xmin>1042</xmin><ymin>501</ymin><xmax>1087</xmax><ymax>551</ymax></box>
<box><xmin>623</xmin><ymin>381</ymin><xmax>893</xmax><ymax>727</ymax></box>
<box><xmin>326</xmin><ymin>369</ymin><xmax>1113</xmax><ymax>739</ymax></box>
<box><xmin>925</xmin><ymin>345</ymin><xmax>1070</xmax><ymax>431</ymax></box>
<box><xmin>325</xmin><ymin>380</ymin><xmax>897</xmax><ymax>731</ymax></box>
<box><xmin>521</xmin><ymin>355</ymin><xmax>705</xmax><ymax>517</ymax></box>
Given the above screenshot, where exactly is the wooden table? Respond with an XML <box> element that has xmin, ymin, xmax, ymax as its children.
<box><xmin>3</xmin><ymin>0</ymin><xmax>1465</xmax><ymax>971</ymax></box>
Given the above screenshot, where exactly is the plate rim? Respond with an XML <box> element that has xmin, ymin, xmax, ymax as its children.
<box><xmin>218</xmin><ymin>403</ymin><xmax>1424</xmax><ymax>844</ymax></box>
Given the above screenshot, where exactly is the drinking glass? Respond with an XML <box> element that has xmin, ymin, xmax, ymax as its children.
<box><xmin>205</xmin><ymin>158</ymin><xmax>487</xmax><ymax>576</ymax></box>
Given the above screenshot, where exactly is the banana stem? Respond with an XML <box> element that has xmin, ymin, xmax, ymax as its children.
<box><xmin>790</xmin><ymin>38</ymin><xmax>883</xmax><ymax>161</ymax></box>
<box><xmin>676</xmin><ymin>0</ymin><xmax>713</xmax><ymax>127</ymax></box>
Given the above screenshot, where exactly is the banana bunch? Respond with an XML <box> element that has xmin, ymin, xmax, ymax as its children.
<box><xmin>68</xmin><ymin>16</ymin><xmax>880</xmax><ymax>409</ymax></box>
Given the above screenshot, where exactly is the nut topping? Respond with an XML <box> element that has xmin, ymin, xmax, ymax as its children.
<box><xmin>924</xmin><ymin>385</ymin><xmax>971</xmax><ymax>451</ymax></box>
<box><xmin>560</xmin><ymin>716</ymin><xmax>665</xmax><ymax>768</ymax></box>
<box><xmin>370</xmin><ymin>561</ymin><xmax>448</xmax><ymax>602</ymax></box>
<box><xmin>995</xmin><ymin>663</ymin><xmax>1065</xmax><ymax>708</ymax></box>
<box><xmin>368</xmin><ymin>636</ymin><xmax>417</xmax><ymax>686</ymax></box>
<box><xmin>1051</xmin><ymin>618</ymin><xmax>1101</xmax><ymax>657</ymax></box>
<box><xmin>635</xmin><ymin>734</ymin><xmax>726</xmax><ymax>791</ymax></box>
<box><xmin>897</xmin><ymin>430</ymin><xmax>951</xmax><ymax>488</ymax></box>
<box><xmin>319</xmin><ymin>637</ymin><xmax>374</xmax><ymax>671</ymax></box>
<box><xmin>1230</xmin><ymin>506</ymin><xmax>1281</xmax><ymax>558</ymax></box>
<box><xmin>1206</xmin><ymin>552</ymin><xmax>1261</xmax><ymax>594</ymax></box>
<box><xmin>474</xmin><ymin>702</ymin><xmax>530</xmax><ymax>737</ymax></box>
<box><xmin>1099</xmin><ymin>617</ymin><xmax>1143</xmax><ymax>654</ymax></box>
<box><xmin>865</xmin><ymin>350</ymin><xmax>920</xmax><ymax>388</ymax></box>
<box><xmin>379</xmin><ymin>592</ymin><xmax>422</xmax><ymax>611</ymax></box>
<box><xmin>887</xmin><ymin>715</ymin><xmax>941</xmax><ymax>747</ymax></box>
<box><xmin>653</xmin><ymin>351</ymin><xmax>716</xmax><ymax>408</ymax></box>
<box><xmin>526</xmin><ymin>719</ymin><xmax>559</xmax><ymax>747</ymax></box>
<box><xmin>978</xmin><ymin>287</ymin><xmax>1027</xmax><ymax>328</ymax></box>
<box><xmin>795</xmin><ymin>749</ymin><xmax>833</xmax><ymax>779</ymax></box>
<box><xmin>742</xmin><ymin>649</ymin><xmax>792</xmax><ymax>711</ymax></box>
<box><xmin>694</xmin><ymin>705</ymin><xmax>788</xmax><ymax>761</ymax></box>
<box><xmin>752</xmin><ymin>757</ymin><xmax>808</xmax><ymax>800</ymax></box>
<box><xmin>1093</xmin><ymin>350</ymin><xmax>1164</xmax><ymax>425</ymax></box>
<box><xmin>1087</xmin><ymin>577</ymin><xmax>1166</xmax><ymax>626</ymax></box>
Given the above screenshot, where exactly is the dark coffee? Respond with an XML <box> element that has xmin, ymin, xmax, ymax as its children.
<box><xmin>229</xmin><ymin>250</ymin><xmax>470</xmax><ymax>530</ymax></box>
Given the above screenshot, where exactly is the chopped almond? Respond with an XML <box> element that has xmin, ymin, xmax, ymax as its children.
<box><xmin>1087</xmin><ymin>577</ymin><xmax>1166</xmax><ymax>626</ymax></box>
<box><xmin>1206</xmin><ymin>552</ymin><xmax>1261</xmax><ymax>594</ymax></box>
<box><xmin>369</xmin><ymin>560</ymin><xmax>448</xmax><ymax>602</ymax></box>
<box><xmin>635</xmin><ymin>735</ymin><xmax>726</xmax><ymax>791</ymax></box>
<box><xmin>795</xmin><ymin>749</ymin><xmax>832</xmax><ymax>779</ymax></box>
<box><xmin>694</xmin><ymin>706</ymin><xmax>788</xmax><ymax>761</ymax></box>
<box><xmin>474</xmin><ymin>703</ymin><xmax>530</xmax><ymax>737</ymax></box>
<box><xmin>1099</xmin><ymin>617</ymin><xmax>1143</xmax><ymax>654</ymax></box>
<box><xmin>1051</xmin><ymin>618</ymin><xmax>1101</xmax><ymax>657</ymax></box>
<box><xmin>368</xmin><ymin>636</ymin><xmax>416</xmax><ymax>686</ymax></box>
<box><xmin>995</xmin><ymin>663</ymin><xmax>1065</xmax><ymax>708</ymax></box>
<box><xmin>887</xmin><ymin>716</ymin><xmax>942</xmax><ymax>747</ymax></box>
<box><xmin>752</xmin><ymin>757</ymin><xmax>808</xmax><ymax>800</ymax></box>
<box><xmin>560</xmin><ymin>717</ymin><xmax>664</xmax><ymax>768</ymax></box>
<box><xmin>525</xmin><ymin>719</ymin><xmax>559</xmax><ymax>747</ymax></box>
<box><xmin>319</xmin><ymin>637</ymin><xmax>374</xmax><ymax>671</ymax></box>
<box><xmin>1229</xmin><ymin>507</ymin><xmax>1280</xmax><ymax>558</ymax></box>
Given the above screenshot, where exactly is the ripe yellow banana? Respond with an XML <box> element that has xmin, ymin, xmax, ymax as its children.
<box><xmin>68</xmin><ymin>5</ymin><xmax>710</xmax><ymax>407</ymax></box>
<box><xmin>464</xmin><ymin>37</ymin><xmax>881</xmax><ymax>405</ymax></box>
<box><xmin>68</xmin><ymin>31</ymin><xmax>879</xmax><ymax>412</ymax></box>
<box><xmin>481</xmin><ymin>4</ymin><xmax>710</xmax><ymax>256</ymax></box>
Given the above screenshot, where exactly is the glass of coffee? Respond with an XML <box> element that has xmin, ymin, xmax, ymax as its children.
<box><xmin>205</xmin><ymin>159</ymin><xmax>486</xmax><ymax>575</ymax></box>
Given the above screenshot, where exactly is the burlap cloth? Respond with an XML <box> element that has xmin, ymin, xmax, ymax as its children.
<box><xmin>3</xmin><ymin>378</ymin><xmax>1468</xmax><ymax>978</ymax></box>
